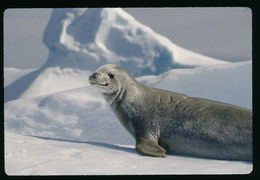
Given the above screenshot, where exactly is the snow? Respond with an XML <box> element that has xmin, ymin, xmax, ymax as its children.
<box><xmin>138</xmin><ymin>60</ymin><xmax>252</xmax><ymax>109</ymax></box>
<box><xmin>19</xmin><ymin>67</ymin><xmax>91</xmax><ymax>99</ymax></box>
<box><xmin>5</xmin><ymin>86</ymin><xmax>133</xmax><ymax>145</ymax></box>
<box><xmin>4</xmin><ymin>67</ymin><xmax>36</xmax><ymax>87</ymax></box>
<box><xmin>5</xmin><ymin>131</ymin><xmax>251</xmax><ymax>175</ymax></box>
<box><xmin>4</xmin><ymin>8</ymin><xmax>252</xmax><ymax>175</ymax></box>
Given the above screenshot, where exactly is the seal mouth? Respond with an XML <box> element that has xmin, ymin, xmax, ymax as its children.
<box><xmin>89</xmin><ymin>81</ymin><xmax>110</xmax><ymax>87</ymax></box>
<box><xmin>98</xmin><ymin>82</ymin><xmax>110</xmax><ymax>86</ymax></box>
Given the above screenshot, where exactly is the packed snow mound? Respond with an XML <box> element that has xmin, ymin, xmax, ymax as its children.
<box><xmin>43</xmin><ymin>8</ymin><xmax>228</xmax><ymax>76</ymax></box>
<box><xmin>5</xmin><ymin>86</ymin><xmax>134</xmax><ymax>145</ymax></box>
<box><xmin>19</xmin><ymin>67</ymin><xmax>91</xmax><ymax>99</ymax></box>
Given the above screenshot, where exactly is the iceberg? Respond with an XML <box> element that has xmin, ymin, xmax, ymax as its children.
<box><xmin>5</xmin><ymin>8</ymin><xmax>229</xmax><ymax>101</ymax></box>
<box><xmin>43</xmin><ymin>8</ymin><xmax>228</xmax><ymax>74</ymax></box>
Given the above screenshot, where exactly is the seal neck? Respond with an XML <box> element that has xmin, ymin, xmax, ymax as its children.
<box><xmin>103</xmin><ymin>76</ymin><xmax>143</xmax><ymax>106</ymax></box>
<box><xmin>102</xmin><ymin>86</ymin><xmax>124</xmax><ymax>106</ymax></box>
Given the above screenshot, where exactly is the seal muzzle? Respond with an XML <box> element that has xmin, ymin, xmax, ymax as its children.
<box><xmin>89</xmin><ymin>72</ymin><xmax>100</xmax><ymax>80</ymax></box>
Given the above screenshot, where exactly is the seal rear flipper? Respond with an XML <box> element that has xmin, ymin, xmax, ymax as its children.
<box><xmin>136</xmin><ymin>137</ymin><xmax>167</xmax><ymax>158</ymax></box>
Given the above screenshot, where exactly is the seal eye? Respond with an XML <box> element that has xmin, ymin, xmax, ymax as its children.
<box><xmin>108</xmin><ymin>72</ymin><xmax>114</xmax><ymax>79</ymax></box>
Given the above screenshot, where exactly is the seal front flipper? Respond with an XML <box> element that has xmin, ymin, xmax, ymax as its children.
<box><xmin>136</xmin><ymin>137</ymin><xmax>167</xmax><ymax>158</ymax></box>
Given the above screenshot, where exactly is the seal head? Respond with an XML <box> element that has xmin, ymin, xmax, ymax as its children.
<box><xmin>89</xmin><ymin>64</ymin><xmax>141</xmax><ymax>105</ymax></box>
<box><xmin>88</xmin><ymin>64</ymin><xmax>119</xmax><ymax>95</ymax></box>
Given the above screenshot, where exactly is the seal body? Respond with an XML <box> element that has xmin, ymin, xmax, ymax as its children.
<box><xmin>89</xmin><ymin>64</ymin><xmax>252</xmax><ymax>161</ymax></box>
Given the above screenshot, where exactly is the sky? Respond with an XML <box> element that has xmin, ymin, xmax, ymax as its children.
<box><xmin>4</xmin><ymin>8</ymin><xmax>252</xmax><ymax>69</ymax></box>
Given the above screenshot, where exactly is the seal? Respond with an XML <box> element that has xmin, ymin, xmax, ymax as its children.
<box><xmin>89</xmin><ymin>64</ymin><xmax>252</xmax><ymax>161</ymax></box>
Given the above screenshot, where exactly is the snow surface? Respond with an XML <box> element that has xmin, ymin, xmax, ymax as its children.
<box><xmin>5</xmin><ymin>131</ymin><xmax>251</xmax><ymax>175</ymax></box>
<box><xmin>4</xmin><ymin>8</ymin><xmax>252</xmax><ymax>175</ymax></box>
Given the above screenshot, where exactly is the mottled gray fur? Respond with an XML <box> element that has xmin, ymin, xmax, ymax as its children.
<box><xmin>89</xmin><ymin>64</ymin><xmax>252</xmax><ymax>161</ymax></box>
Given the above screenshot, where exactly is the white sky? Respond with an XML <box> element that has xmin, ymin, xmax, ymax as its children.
<box><xmin>4</xmin><ymin>8</ymin><xmax>252</xmax><ymax>69</ymax></box>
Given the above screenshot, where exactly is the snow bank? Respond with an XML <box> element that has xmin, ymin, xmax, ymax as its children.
<box><xmin>19</xmin><ymin>67</ymin><xmax>91</xmax><ymax>98</ymax></box>
<box><xmin>4</xmin><ymin>67</ymin><xmax>36</xmax><ymax>87</ymax></box>
<box><xmin>138</xmin><ymin>60</ymin><xmax>252</xmax><ymax>109</ymax></box>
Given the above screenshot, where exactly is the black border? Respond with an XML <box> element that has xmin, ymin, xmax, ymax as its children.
<box><xmin>0</xmin><ymin>0</ymin><xmax>258</xmax><ymax>8</ymax></box>
<box><xmin>1</xmin><ymin>0</ymin><xmax>258</xmax><ymax>179</ymax></box>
